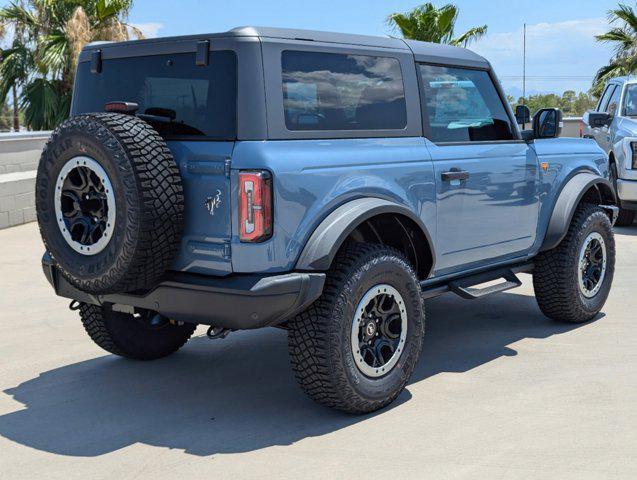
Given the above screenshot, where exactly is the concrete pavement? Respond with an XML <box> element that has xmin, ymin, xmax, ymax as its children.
<box><xmin>0</xmin><ymin>222</ymin><xmax>636</xmax><ymax>479</ymax></box>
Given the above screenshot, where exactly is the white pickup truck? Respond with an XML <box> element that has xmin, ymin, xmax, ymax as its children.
<box><xmin>584</xmin><ymin>76</ymin><xmax>637</xmax><ymax>226</ymax></box>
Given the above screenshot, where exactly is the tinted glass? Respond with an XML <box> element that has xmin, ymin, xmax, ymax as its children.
<box><xmin>73</xmin><ymin>51</ymin><xmax>237</xmax><ymax>139</ymax></box>
<box><xmin>537</xmin><ymin>110</ymin><xmax>558</xmax><ymax>137</ymax></box>
<box><xmin>419</xmin><ymin>64</ymin><xmax>514</xmax><ymax>143</ymax></box>
<box><xmin>606</xmin><ymin>85</ymin><xmax>622</xmax><ymax>115</ymax></box>
<box><xmin>624</xmin><ymin>84</ymin><xmax>637</xmax><ymax>116</ymax></box>
<box><xmin>281</xmin><ymin>50</ymin><xmax>407</xmax><ymax>131</ymax></box>
<box><xmin>597</xmin><ymin>85</ymin><xmax>616</xmax><ymax>112</ymax></box>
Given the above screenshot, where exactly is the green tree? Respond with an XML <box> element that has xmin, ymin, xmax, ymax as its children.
<box><xmin>593</xmin><ymin>3</ymin><xmax>637</xmax><ymax>96</ymax></box>
<box><xmin>387</xmin><ymin>3</ymin><xmax>487</xmax><ymax>47</ymax></box>
<box><xmin>510</xmin><ymin>91</ymin><xmax>597</xmax><ymax>117</ymax></box>
<box><xmin>0</xmin><ymin>0</ymin><xmax>142</xmax><ymax>131</ymax></box>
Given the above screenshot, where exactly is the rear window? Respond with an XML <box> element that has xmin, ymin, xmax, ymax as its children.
<box><xmin>73</xmin><ymin>51</ymin><xmax>237</xmax><ymax>140</ymax></box>
<box><xmin>281</xmin><ymin>50</ymin><xmax>407</xmax><ymax>131</ymax></box>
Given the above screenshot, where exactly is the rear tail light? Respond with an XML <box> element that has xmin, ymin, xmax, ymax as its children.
<box><xmin>579</xmin><ymin>122</ymin><xmax>583</xmax><ymax>138</ymax></box>
<box><xmin>239</xmin><ymin>171</ymin><xmax>272</xmax><ymax>242</ymax></box>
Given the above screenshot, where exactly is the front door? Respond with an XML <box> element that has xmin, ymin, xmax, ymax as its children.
<box><xmin>418</xmin><ymin>64</ymin><xmax>540</xmax><ymax>275</ymax></box>
<box><xmin>594</xmin><ymin>83</ymin><xmax>621</xmax><ymax>154</ymax></box>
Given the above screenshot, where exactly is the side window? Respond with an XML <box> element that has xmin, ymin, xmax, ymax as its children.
<box><xmin>597</xmin><ymin>85</ymin><xmax>616</xmax><ymax>112</ymax></box>
<box><xmin>605</xmin><ymin>85</ymin><xmax>622</xmax><ymax>116</ymax></box>
<box><xmin>418</xmin><ymin>64</ymin><xmax>514</xmax><ymax>143</ymax></box>
<box><xmin>281</xmin><ymin>50</ymin><xmax>407</xmax><ymax>131</ymax></box>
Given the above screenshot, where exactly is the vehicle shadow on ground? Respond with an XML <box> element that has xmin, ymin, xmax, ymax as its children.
<box><xmin>0</xmin><ymin>288</ymin><xmax>597</xmax><ymax>457</ymax></box>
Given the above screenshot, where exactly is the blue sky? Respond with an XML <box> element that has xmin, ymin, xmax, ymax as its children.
<box><xmin>1</xmin><ymin>0</ymin><xmax>628</xmax><ymax>96</ymax></box>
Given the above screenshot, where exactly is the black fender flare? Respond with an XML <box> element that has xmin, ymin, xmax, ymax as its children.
<box><xmin>295</xmin><ymin>197</ymin><xmax>435</xmax><ymax>271</ymax></box>
<box><xmin>540</xmin><ymin>173</ymin><xmax>616</xmax><ymax>252</ymax></box>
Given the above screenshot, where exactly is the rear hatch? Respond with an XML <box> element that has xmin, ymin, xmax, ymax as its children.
<box><xmin>72</xmin><ymin>48</ymin><xmax>237</xmax><ymax>275</ymax></box>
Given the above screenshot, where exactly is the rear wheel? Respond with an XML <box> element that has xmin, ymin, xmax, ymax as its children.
<box><xmin>287</xmin><ymin>243</ymin><xmax>425</xmax><ymax>414</ymax></box>
<box><xmin>609</xmin><ymin>162</ymin><xmax>635</xmax><ymax>226</ymax></box>
<box><xmin>79</xmin><ymin>304</ymin><xmax>196</xmax><ymax>360</ymax></box>
<box><xmin>533</xmin><ymin>204</ymin><xmax>615</xmax><ymax>323</ymax></box>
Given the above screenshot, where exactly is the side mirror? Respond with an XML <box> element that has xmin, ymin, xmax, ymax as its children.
<box><xmin>515</xmin><ymin>105</ymin><xmax>531</xmax><ymax>126</ymax></box>
<box><xmin>533</xmin><ymin>108</ymin><xmax>563</xmax><ymax>139</ymax></box>
<box><xmin>583</xmin><ymin>110</ymin><xmax>612</xmax><ymax>128</ymax></box>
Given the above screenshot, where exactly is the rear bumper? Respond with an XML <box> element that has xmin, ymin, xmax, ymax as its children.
<box><xmin>42</xmin><ymin>254</ymin><xmax>325</xmax><ymax>330</ymax></box>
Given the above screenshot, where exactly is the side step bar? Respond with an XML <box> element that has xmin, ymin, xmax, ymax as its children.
<box><xmin>421</xmin><ymin>262</ymin><xmax>533</xmax><ymax>300</ymax></box>
<box><xmin>449</xmin><ymin>270</ymin><xmax>521</xmax><ymax>299</ymax></box>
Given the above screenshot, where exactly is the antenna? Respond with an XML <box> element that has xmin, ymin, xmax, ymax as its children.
<box><xmin>522</xmin><ymin>23</ymin><xmax>527</xmax><ymax>129</ymax></box>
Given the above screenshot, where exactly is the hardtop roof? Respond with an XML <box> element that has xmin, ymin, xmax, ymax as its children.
<box><xmin>80</xmin><ymin>26</ymin><xmax>490</xmax><ymax>69</ymax></box>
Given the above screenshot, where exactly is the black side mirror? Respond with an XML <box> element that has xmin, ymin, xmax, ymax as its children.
<box><xmin>533</xmin><ymin>108</ymin><xmax>563</xmax><ymax>139</ymax></box>
<box><xmin>583</xmin><ymin>110</ymin><xmax>612</xmax><ymax>128</ymax></box>
<box><xmin>515</xmin><ymin>105</ymin><xmax>531</xmax><ymax>126</ymax></box>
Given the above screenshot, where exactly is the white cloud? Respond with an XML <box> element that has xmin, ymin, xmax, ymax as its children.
<box><xmin>470</xmin><ymin>17</ymin><xmax>614</xmax><ymax>95</ymax></box>
<box><xmin>131</xmin><ymin>22</ymin><xmax>164</xmax><ymax>39</ymax></box>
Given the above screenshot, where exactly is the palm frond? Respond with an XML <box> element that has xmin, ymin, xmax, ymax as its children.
<box><xmin>608</xmin><ymin>3</ymin><xmax>637</xmax><ymax>34</ymax></box>
<box><xmin>451</xmin><ymin>25</ymin><xmax>488</xmax><ymax>47</ymax></box>
<box><xmin>0</xmin><ymin>2</ymin><xmax>40</xmax><ymax>29</ymax></box>
<box><xmin>38</xmin><ymin>32</ymin><xmax>68</xmax><ymax>75</ymax></box>
<box><xmin>387</xmin><ymin>2</ymin><xmax>486</xmax><ymax>46</ymax></box>
<box><xmin>0</xmin><ymin>44</ymin><xmax>32</xmax><ymax>102</ymax></box>
<box><xmin>21</xmin><ymin>77</ymin><xmax>70</xmax><ymax>130</ymax></box>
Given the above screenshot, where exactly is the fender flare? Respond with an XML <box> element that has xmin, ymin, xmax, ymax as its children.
<box><xmin>295</xmin><ymin>197</ymin><xmax>435</xmax><ymax>271</ymax></box>
<box><xmin>540</xmin><ymin>173</ymin><xmax>616</xmax><ymax>252</ymax></box>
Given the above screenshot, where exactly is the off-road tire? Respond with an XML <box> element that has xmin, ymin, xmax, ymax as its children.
<box><xmin>36</xmin><ymin>113</ymin><xmax>184</xmax><ymax>294</ymax></box>
<box><xmin>79</xmin><ymin>303</ymin><xmax>196</xmax><ymax>360</ymax></box>
<box><xmin>287</xmin><ymin>243</ymin><xmax>425</xmax><ymax>414</ymax></box>
<box><xmin>533</xmin><ymin>204</ymin><xmax>615</xmax><ymax>323</ymax></box>
<box><xmin>609</xmin><ymin>162</ymin><xmax>635</xmax><ymax>227</ymax></box>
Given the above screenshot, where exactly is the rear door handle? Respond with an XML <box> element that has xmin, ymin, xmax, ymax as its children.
<box><xmin>441</xmin><ymin>169</ymin><xmax>470</xmax><ymax>182</ymax></box>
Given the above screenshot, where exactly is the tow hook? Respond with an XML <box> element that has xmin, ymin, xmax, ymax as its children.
<box><xmin>207</xmin><ymin>326</ymin><xmax>231</xmax><ymax>339</ymax></box>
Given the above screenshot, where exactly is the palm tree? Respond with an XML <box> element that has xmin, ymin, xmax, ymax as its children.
<box><xmin>594</xmin><ymin>3</ymin><xmax>637</xmax><ymax>96</ymax></box>
<box><xmin>387</xmin><ymin>3</ymin><xmax>487</xmax><ymax>47</ymax></box>
<box><xmin>0</xmin><ymin>0</ymin><xmax>143</xmax><ymax>130</ymax></box>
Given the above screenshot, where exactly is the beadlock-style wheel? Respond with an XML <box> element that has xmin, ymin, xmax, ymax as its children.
<box><xmin>54</xmin><ymin>156</ymin><xmax>116</xmax><ymax>255</ymax></box>
<box><xmin>577</xmin><ymin>232</ymin><xmax>607</xmax><ymax>298</ymax></box>
<box><xmin>350</xmin><ymin>284</ymin><xmax>407</xmax><ymax>377</ymax></box>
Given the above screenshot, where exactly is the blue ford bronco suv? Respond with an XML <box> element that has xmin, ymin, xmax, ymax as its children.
<box><xmin>36</xmin><ymin>27</ymin><xmax>617</xmax><ymax>414</ymax></box>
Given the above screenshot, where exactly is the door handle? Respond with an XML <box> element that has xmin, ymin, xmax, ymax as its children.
<box><xmin>441</xmin><ymin>168</ymin><xmax>470</xmax><ymax>182</ymax></box>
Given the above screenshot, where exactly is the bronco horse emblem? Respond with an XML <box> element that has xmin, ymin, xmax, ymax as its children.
<box><xmin>204</xmin><ymin>190</ymin><xmax>222</xmax><ymax>216</ymax></box>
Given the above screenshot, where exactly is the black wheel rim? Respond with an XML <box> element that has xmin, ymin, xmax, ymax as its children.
<box><xmin>351</xmin><ymin>284</ymin><xmax>407</xmax><ymax>377</ymax></box>
<box><xmin>54</xmin><ymin>157</ymin><xmax>116</xmax><ymax>255</ymax></box>
<box><xmin>578</xmin><ymin>232</ymin><xmax>607</xmax><ymax>298</ymax></box>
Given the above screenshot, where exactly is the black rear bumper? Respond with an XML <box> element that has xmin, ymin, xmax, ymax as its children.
<box><xmin>42</xmin><ymin>254</ymin><xmax>325</xmax><ymax>330</ymax></box>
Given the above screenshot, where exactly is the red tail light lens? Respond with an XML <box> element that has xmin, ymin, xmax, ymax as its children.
<box><xmin>239</xmin><ymin>171</ymin><xmax>272</xmax><ymax>242</ymax></box>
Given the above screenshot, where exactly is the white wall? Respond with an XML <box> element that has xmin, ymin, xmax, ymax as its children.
<box><xmin>0</xmin><ymin>132</ymin><xmax>50</xmax><ymax>229</ymax></box>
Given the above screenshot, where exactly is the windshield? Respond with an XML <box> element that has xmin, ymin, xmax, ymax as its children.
<box><xmin>72</xmin><ymin>51</ymin><xmax>237</xmax><ymax>140</ymax></box>
<box><xmin>624</xmin><ymin>84</ymin><xmax>637</xmax><ymax>117</ymax></box>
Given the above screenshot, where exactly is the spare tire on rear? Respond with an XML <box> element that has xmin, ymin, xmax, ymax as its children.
<box><xmin>36</xmin><ymin>113</ymin><xmax>184</xmax><ymax>294</ymax></box>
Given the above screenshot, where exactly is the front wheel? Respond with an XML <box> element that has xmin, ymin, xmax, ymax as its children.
<box><xmin>287</xmin><ymin>243</ymin><xmax>425</xmax><ymax>414</ymax></box>
<box><xmin>533</xmin><ymin>204</ymin><xmax>615</xmax><ymax>323</ymax></box>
